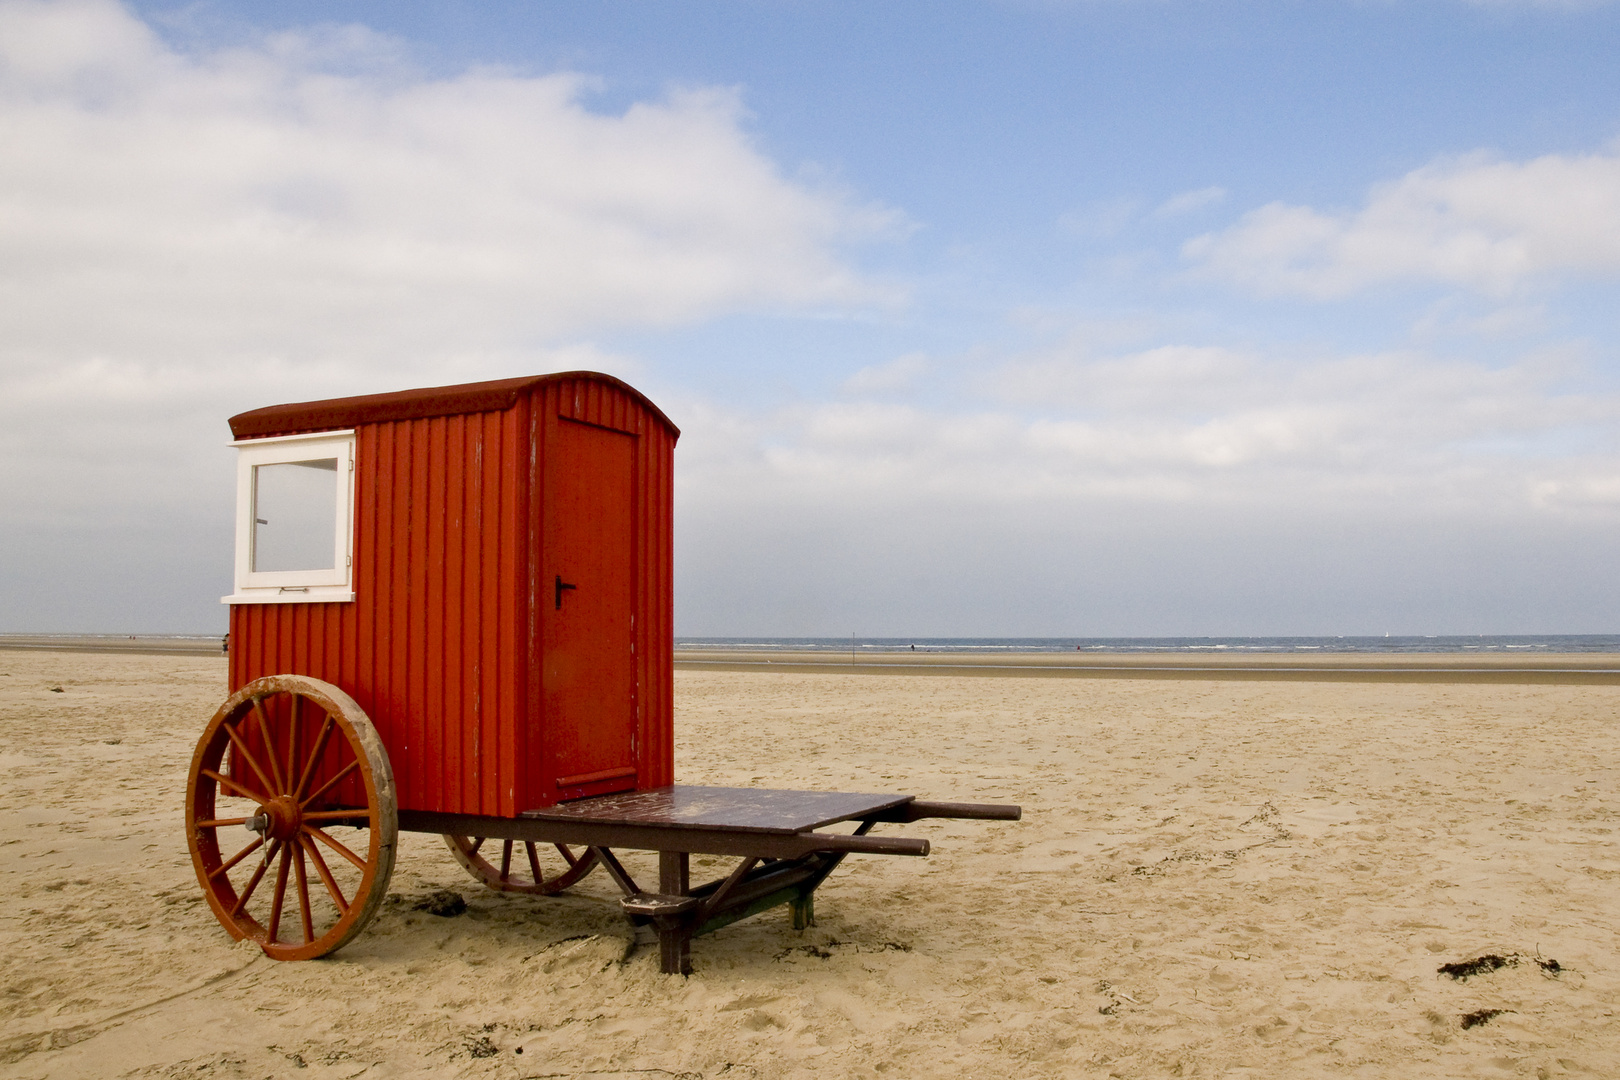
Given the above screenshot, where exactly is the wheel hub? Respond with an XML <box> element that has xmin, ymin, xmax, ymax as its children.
<box><xmin>261</xmin><ymin>795</ymin><xmax>301</xmax><ymax>842</ymax></box>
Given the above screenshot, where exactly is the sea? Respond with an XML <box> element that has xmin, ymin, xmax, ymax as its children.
<box><xmin>6</xmin><ymin>633</ymin><xmax>1620</xmax><ymax>657</ymax></box>
<box><xmin>675</xmin><ymin>635</ymin><xmax>1620</xmax><ymax>654</ymax></box>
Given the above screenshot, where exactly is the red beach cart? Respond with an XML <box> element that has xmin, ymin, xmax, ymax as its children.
<box><xmin>187</xmin><ymin>372</ymin><xmax>1017</xmax><ymax>973</ymax></box>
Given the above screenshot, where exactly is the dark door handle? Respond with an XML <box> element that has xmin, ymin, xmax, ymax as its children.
<box><xmin>555</xmin><ymin>575</ymin><xmax>577</xmax><ymax>610</ymax></box>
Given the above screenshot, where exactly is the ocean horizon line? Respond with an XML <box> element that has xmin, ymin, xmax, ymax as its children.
<box><xmin>6</xmin><ymin>632</ymin><xmax>1620</xmax><ymax>656</ymax></box>
<box><xmin>675</xmin><ymin>634</ymin><xmax>1620</xmax><ymax>654</ymax></box>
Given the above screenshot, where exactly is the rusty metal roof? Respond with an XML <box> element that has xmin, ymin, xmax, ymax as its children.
<box><xmin>229</xmin><ymin>371</ymin><xmax>679</xmax><ymax>440</ymax></box>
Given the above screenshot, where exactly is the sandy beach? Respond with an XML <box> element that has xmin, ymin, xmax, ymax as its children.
<box><xmin>2</xmin><ymin>648</ymin><xmax>1617</xmax><ymax>1078</ymax></box>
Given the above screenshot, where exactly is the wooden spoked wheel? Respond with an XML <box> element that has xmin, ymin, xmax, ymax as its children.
<box><xmin>186</xmin><ymin>675</ymin><xmax>397</xmax><ymax>960</ymax></box>
<box><xmin>443</xmin><ymin>834</ymin><xmax>598</xmax><ymax>895</ymax></box>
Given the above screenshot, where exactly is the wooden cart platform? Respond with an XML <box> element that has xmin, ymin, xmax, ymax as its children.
<box><xmin>401</xmin><ymin>785</ymin><xmax>1020</xmax><ymax>973</ymax></box>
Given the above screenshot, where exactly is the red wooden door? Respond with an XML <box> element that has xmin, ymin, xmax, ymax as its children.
<box><xmin>542</xmin><ymin>417</ymin><xmax>639</xmax><ymax>798</ymax></box>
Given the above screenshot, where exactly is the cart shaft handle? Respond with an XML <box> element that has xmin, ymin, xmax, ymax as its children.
<box><xmin>805</xmin><ymin>832</ymin><xmax>930</xmax><ymax>857</ymax></box>
<box><xmin>879</xmin><ymin>800</ymin><xmax>1023</xmax><ymax>823</ymax></box>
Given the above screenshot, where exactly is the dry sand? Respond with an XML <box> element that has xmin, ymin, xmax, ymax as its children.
<box><xmin>2</xmin><ymin>648</ymin><xmax>1617</xmax><ymax>1078</ymax></box>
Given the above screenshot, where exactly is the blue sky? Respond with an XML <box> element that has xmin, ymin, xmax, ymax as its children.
<box><xmin>4</xmin><ymin>0</ymin><xmax>1620</xmax><ymax>634</ymax></box>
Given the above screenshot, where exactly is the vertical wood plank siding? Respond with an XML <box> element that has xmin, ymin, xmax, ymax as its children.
<box><xmin>228</xmin><ymin>374</ymin><xmax>676</xmax><ymax>816</ymax></box>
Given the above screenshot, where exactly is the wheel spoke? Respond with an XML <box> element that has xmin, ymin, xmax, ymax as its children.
<box><xmin>230</xmin><ymin>839</ymin><xmax>280</xmax><ymax>916</ymax></box>
<box><xmin>209</xmin><ymin>836</ymin><xmax>265</xmax><ymax>879</ymax></box>
<box><xmin>293</xmin><ymin>715</ymin><xmax>335</xmax><ymax>802</ymax></box>
<box><xmin>557</xmin><ymin>843</ymin><xmax>580</xmax><ymax>868</ymax></box>
<box><xmin>306</xmin><ymin>825</ymin><xmax>368</xmax><ymax>870</ymax></box>
<box><xmin>468</xmin><ymin>837</ymin><xmax>485</xmax><ymax>857</ymax></box>
<box><xmin>251</xmin><ymin>700</ymin><xmax>288</xmax><ymax>795</ymax></box>
<box><xmin>285</xmin><ymin>694</ymin><xmax>302</xmax><ymax>798</ymax></box>
<box><xmin>301</xmin><ymin>759</ymin><xmax>360</xmax><ymax>808</ymax></box>
<box><xmin>293</xmin><ymin>844</ymin><xmax>314</xmax><ymax>945</ymax></box>
<box><xmin>300</xmin><ymin>834</ymin><xmax>349</xmax><ymax>914</ymax></box>
<box><xmin>221</xmin><ymin>721</ymin><xmax>277</xmax><ymax>799</ymax></box>
<box><xmin>500</xmin><ymin>839</ymin><xmax>513</xmax><ymax>879</ymax></box>
<box><xmin>526</xmin><ymin>842</ymin><xmax>543</xmax><ymax>884</ymax></box>
<box><xmin>266</xmin><ymin>843</ymin><xmax>292</xmax><ymax>943</ymax></box>
<box><xmin>202</xmin><ymin>767</ymin><xmax>267</xmax><ymax>802</ymax></box>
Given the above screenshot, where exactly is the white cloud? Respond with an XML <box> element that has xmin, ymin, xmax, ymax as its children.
<box><xmin>679</xmin><ymin>341</ymin><xmax>1620</xmax><ymax>513</ymax></box>
<box><xmin>0</xmin><ymin>0</ymin><xmax>892</xmax><ymax>380</ymax></box>
<box><xmin>841</xmin><ymin>352</ymin><xmax>930</xmax><ymax>394</ymax></box>
<box><xmin>1410</xmin><ymin>296</ymin><xmax>1549</xmax><ymax>340</ymax></box>
<box><xmin>0</xmin><ymin>0</ymin><xmax>902</xmax><ymax>628</ymax></box>
<box><xmin>1183</xmin><ymin>149</ymin><xmax>1620</xmax><ymax>298</ymax></box>
<box><xmin>1152</xmin><ymin>186</ymin><xmax>1225</xmax><ymax>219</ymax></box>
<box><xmin>0</xmin><ymin>2</ymin><xmax>896</xmax><ymax>526</ymax></box>
<box><xmin>671</xmin><ymin>336</ymin><xmax>1620</xmax><ymax>635</ymax></box>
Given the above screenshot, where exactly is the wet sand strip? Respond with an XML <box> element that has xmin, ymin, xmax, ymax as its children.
<box><xmin>674</xmin><ymin>649</ymin><xmax>1620</xmax><ymax>684</ymax></box>
<box><xmin>0</xmin><ymin>635</ymin><xmax>227</xmax><ymax>657</ymax></box>
<box><xmin>7</xmin><ymin>637</ymin><xmax>1616</xmax><ymax>683</ymax></box>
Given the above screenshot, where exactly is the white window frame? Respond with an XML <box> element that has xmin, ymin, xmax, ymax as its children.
<box><xmin>221</xmin><ymin>430</ymin><xmax>357</xmax><ymax>605</ymax></box>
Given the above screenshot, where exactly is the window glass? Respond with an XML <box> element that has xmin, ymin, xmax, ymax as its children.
<box><xmin>252</xmin><ymin>458</ymin><xmax>339</xmax><ymax>572</ymax></box>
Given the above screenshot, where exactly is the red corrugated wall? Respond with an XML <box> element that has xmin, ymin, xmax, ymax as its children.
<box><xmin>228</xmin><ymin>373</ymin><xmax>675</xmax><ymax>817</ymax></box>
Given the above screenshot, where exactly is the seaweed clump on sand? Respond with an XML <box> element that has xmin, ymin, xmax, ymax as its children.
<box><xmin>1460</xmin><ymin>1008</ymin><xmax>1506</xmax><ymax>1030</ymax></box>
<box><xmin>1438</xmin><ymin>954</ymin><xmax>1516</xmax><ymax>980</ymax></box>
<box><xmin>412</xmin><ymin>889</ymin><xmax>468</xmax><ymax>917</ymax></box>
